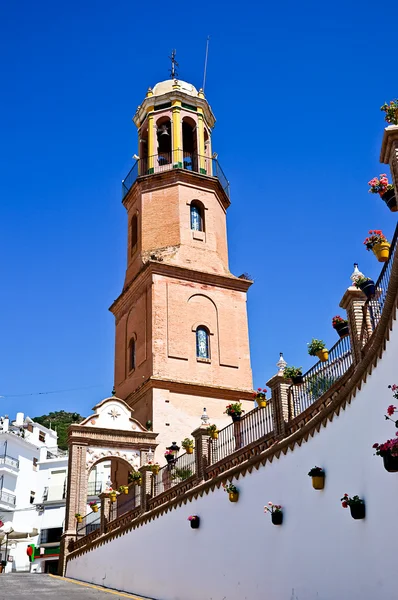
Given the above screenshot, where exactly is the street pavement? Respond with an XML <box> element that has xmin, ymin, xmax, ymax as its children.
<box><xmin>0</xmin><ymin>573</ymin><xmax>151</xmax><ymax>600</ymax></box>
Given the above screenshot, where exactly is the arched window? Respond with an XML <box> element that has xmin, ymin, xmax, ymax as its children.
<box><xmin>196</xmin><ymin>327</ymin><xmax>210</xmax><ymax>359</ymax></box>
<box><xmin>129</xmin><ymin>338</ymin><xmax>136</xmax><ymax>371</ymax></box>
<box><xmin>190</xmin><ymin>202</ymin><xmax>204</xmax><ymax>231</ymax></box>
<box><xmin>131</xmin><ymin>215</ymin><xmax>138</xmax><ymax>255</ymax></box>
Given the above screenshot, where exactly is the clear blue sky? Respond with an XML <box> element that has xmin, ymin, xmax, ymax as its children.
<box><xmin>1</xmin><ymin>0</ymin><xmax>397</xmax><ymax>419</ymax></box>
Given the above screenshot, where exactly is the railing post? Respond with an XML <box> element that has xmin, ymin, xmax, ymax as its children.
<box><xmin>99</xmin><ymin>492</ymin><xmax>110</xmax><ymax>534</ymax></box>
<box><xmin>266</xmin><ymin>371</ymin><xmax>291</xmax><ymax>436</ymax></box>
<box><xmin>191</xmin><ymin>425</ymin><xmax>211</xmax><ymax>481</ymax></box>
<box><xmin>340</xmin><ymin>286</ymin><xmax>370</xmax><ymax>364</ymax></box>
<box><xmin>380</xmin><ymin>125</ymin><xmax>398</xmax><ymax>191</ymax></box>
<box><xmin>139</xmin><ymin>465</ymin><xmax>151</xmax><ymax>512</ymax></box>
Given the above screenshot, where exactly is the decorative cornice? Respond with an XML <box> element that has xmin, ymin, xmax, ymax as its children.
<box><xmin>380</xmin><ymin>125</ymin><xmax>398</xmax><ymax>164</ymax></box>
<box><xmin>68</xmin><ymin>425</ymin><xmax>158</xmax><ymax>447</ymax></box>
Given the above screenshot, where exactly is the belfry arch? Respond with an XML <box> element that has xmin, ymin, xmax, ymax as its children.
<box><xmin>59</xmin><ymin>396</ymin><xmax>157</xmax><ymax>572</ymax></box>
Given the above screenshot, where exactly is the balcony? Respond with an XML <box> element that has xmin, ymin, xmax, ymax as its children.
<box><xmin>87</xmin><ymin>481</ymin><xmax>104</xmax><ymax>496</ymax></box>
<box><xmin>121</xmin><ymin>152</ymin><xmax>230</xmax><ymax>200</ymax></box>
<box><xmin>0</xmin><ymin>489</ymin><xmax>16</xmax><ymax>506</ymax></box>
<box><xmin>0</xmin><ymin>454</ymin><xmax>19</xmax><ymax>472</ymax></box>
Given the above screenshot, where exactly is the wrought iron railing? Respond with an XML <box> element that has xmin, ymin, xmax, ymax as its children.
<box><xmin>287</xmin><ymin>335</ymin><xmax>353</xmax><ymax>419</ymax></box>
<box><xmin>208</xmin><ymin>404</ymin><xmax>274</xmax><ymax>465</ymax></box>
<box><xmin>0</xmin><ymin>454</ymin><xmax>19</xmax><ymax>469</ymax></box>
<box><xmin>360</xmin><ymin>224</ymin><xmax>398</xmax><ymax>346</ymax></box>
<box><xmin>154</xmin><ymin>451</ymin><xmax>197</xmax><ymax>497</ymax></box>
<box><xmin>76</xmin><ymin>513</ymin><xmax>101</xmax><ymax>538</ymax></box>
<box><xmin>87</xmin><ymin>481</ymin><xmax>104</xmax><ymax>496</ymax></box>
<box><xmin>121</xmin><ymin>152</ymin><xmax>230</xmax><ymax>199</ymax></box>
<box><xmin>0</xmin><ymin>489</ymin><xmax>16</xmax><ymax>505</ymax></box>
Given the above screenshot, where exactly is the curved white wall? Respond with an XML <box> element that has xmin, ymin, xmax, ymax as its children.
<box><xmin>66</xmin><ymin>323</ymin><xmax>398</xmax><ymax>600</ymax></box>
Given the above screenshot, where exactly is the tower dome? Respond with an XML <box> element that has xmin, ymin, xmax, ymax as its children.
<box><xmin>152</xmin><ymin>79</ymin><xmax>198</xmax><ymax>98</ymax></box>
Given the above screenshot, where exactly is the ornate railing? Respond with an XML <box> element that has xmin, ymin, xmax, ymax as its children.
<box><xmin>360</xmin><ymin>224</ymin><xmax>398</xmax><ymax>347</ymax></box>
<box><xmin>154</xmin><ymin>451</ymin><xmax>197</xmax><ymax>497</ymax></box>
<box><xmin>121</xmin><ymin>152</ymin><xmax>230</xmax><ymax>199</ymax></box>
<box><xmin>208</xmin><ymin>404</ymin><xmax>274</xmax><ymax>465</ymax></box>
<box><xmin>0</xmin><ymin>489</ymin><xmax>16</xmax><ymax>505</ymax></box>
<box><xmin>287</xmin><ymin>335</ymin><xmax>353</xmax><ymax>419</ymax></box>
<box><xmin>76</xmin><ymin>513</ymin><xmax>100</xmax><ymax>538</ymax></box>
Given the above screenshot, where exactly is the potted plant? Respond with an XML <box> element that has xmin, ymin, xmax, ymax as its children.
<box><xmin>207</xmin><ymin>424</ymin><xmax>219</xmax><ymax>440</ymax></box>
<box><xmin>89</xmin><ymin>501</ymin><xmax>99</xmax><ymax>513</ymax></box>
<box><xmin>164</xmin><ymin>449</ymin><xmax>176</xmax><ymax>464</ymax></box>
<box><xmin>128</xmin><ymin>470</ymin><xmax>142</xmax><ymax>486</ymax></box>
<box><xmin>187</xmin><ymin>515</ymin><xmax>200</xmax><ymax>529</ymax></box>
<box><xmin>332</xmin><ymin>316</ymin><xmax>349</xmax><ymax>339</ymax></box>
<box><xmin>171</xmin><ymin>467</ymin><xmax>193</xmax><ymax>481</ymax></box>
<box><xmin>264</xmin><ymin>502</ymin><xmax>283</xmax><ymax>525</ymax></box>
<box><xmin>308</xmin><ymin>339</ymin><xmax>329</xmax><ymax>362</ymax></box>
<box><xmin>308</xmin><ymin>466</ymin><xmax>325</xmax><ymax>490</ymax></box>
<box><xmin>368</xmin><ymin>174</ymin><xmax>397</xmax><ymax>212</ymax></box>
<box><xmin>283</xmin><ymin>366</ymin><xmax>303</xmax><ymax>385</ymax></box>
<box><xmin>148</xmin><ymin>462</ymin><xmax>160</xmax><ymax>475</ymax></box>
<box><xmin>109</xmin><ymin>489</ymin><xmax>119</xmax><ymax>503</ymax></box>
<box><xmin>224</xmin><ymin>402</ymin><xmax>244</xmax><ymax>422</ymax></box>
<box><xmin>222</xmin><ymin>482</ymin><xmax>239</xmax><ymax>502</ymax></box>
<box><xmin>181</xmin><ymin>438</ymin><xmax>194</xmax><ymax>454</ymax></box>
<box><xmin>372</xmin><ymin>389</ymin><xmax>398</xmax><ymax>472</ymax></box>
<box><xmin>253</xmin><ymin>388</ymin><xmax>267</xmax><ymax>408</ymax></box>
<box><xmin>341</xmin><ymin>494</ymin><xmax>365</xmax><ymax>520</ymax></box>
<box><xmin>352</xmin><ymin>275</ymin><xmax>376</xmax><ymax>299</ymax></box>
<box><xmin>75</xmin><ymin>513</ymin><xmax>83</xmax><ymax>524</ymax></box>
<box><xmin>381</xmin><ymin>99</ymin><xmax>398</xmax><ymax>125</ymax></box>
<box><xmin>118</xmin><ymin>485</ymin><xmax>129</xmax><ymax>495</ymax></box>
<box><xmin>364</xmin><ymin>230</ymin><xmax>390</xmax><ymax>263</ymax></box>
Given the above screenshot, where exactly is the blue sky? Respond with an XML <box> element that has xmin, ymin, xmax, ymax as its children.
<box><xmin>1</xmin><ymin>0</ymin><xmax>397</xmax><ymax>419</ymax></box>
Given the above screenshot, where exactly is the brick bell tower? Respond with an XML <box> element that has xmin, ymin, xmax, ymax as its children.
<box><xmin>110</xmin><ymin>73</ymin><xmax>254</xmax><ymax>458</ymax></box>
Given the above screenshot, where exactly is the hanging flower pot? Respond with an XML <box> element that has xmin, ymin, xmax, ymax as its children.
<box><xmin>364</xmin><ymin>231</ymin><xmax>390</xmax><ymax>263</ymax></box>
<box><xmin>224</xmin><ymin>403</ymin><xmax>244</xmax><ymax>422</ymax></box>
<box><xmin>308</xmin><ymin>467</ymin><xmax>325</xmax><ymax>490</ymax></box>
<box><xmin>316</xmin><ymin>349</ymin><xmax>329</xmax><ymax>362</ymax></box>
<box><xmin>284</xmin><ymin>366</ymin><xmax>304</xmax><ymax>385</ymax></box>
<box><xmin>150</xmin><ymin>464</ymin><xmax>160</xmax><ymax>475</ymax></box>
<box><xmin>223</xmin><ymin>482</ymin><xmax>239</xmax><ymax>502</ymax></box>
<box><xmin>188</xmin><ymin>515</ymin><xmax>200</xmax><ymax>529</ymax></box>
<box><xmin>382</xmin><ymin>452</ymin><xmax>398</xmax><ymax>473</ymax></box>
<box><xmin>271</xmin><ymin>511</ymin><xmax>283</xmax><ymax>525</ymax></box>
<box><xmin>308</xmin><ymin>339</ymin><xmax>328</xmax><ymax>362</ymax></box>
<box><xmin>89</xmin><ymin>502</ymin><xmax>99</xmax><ymax>512</ymax></box>
<box><xmin>332</xmin><ymin>316</ymin><xmax>349</xmax><ymax>339</ymax></box>
<box><xmin>207</xmin><ymin>425</ymin><xmax>218</xmax><ymax>440</ymax></box>
<box><xmin>253</xmin><ymin>388</ymin><xmax>267</xmax><ymax>408</ymax></box>
<box><xmin>264</xmin><ymin>502</ymin><xmax>283</xmax><ymax>525</ymax></box>
<box><xmin>118</xmin><ymin>486</ymin><xmax>129</xmax><ymax>495</ymax></box>
<box><xmin>75</xmin><ymin>514</ymin><xmax>83</xmax><ymax>524</ymax></box>
<box><xmin>181</xmin><ymin>438</ymin><xmax>194</xmax><ymax>454</ymax></box>
<box><xmin>381</xmin><ymin>188</ymin><xmax>398</xmax><ymax>212</ymax></box>
<box><xmin>110</xmin><ymin>492</ymin><xmax>117</xmax><ymax>503</ymax></box>
<box><xmin>354</xmin><ymin>277</ymin><xmax>376</xmax><ymax>299</ymax></box>
<box><xmin>341</xmin><ymin>494</ymin><xmax>365</xmax><ymax>520</ymax></box>
<box><xmin>186</xmin><ymin>447</ymin><xmax>194</xmax><ymax>454</ymax></box>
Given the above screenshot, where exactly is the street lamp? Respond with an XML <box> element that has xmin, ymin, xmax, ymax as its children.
<box><xmin>165</xmin><ymin>442</ymin><xmax>180</xmax><ymax>465</ymax></box>
<box><xmin>201</xmin><ymin>407</ymin><xmax>209</xmax><ymax>425</ymax></box>
<box><xmin>146</xmin><ymin>447</ymin><xmax>154</xmax><ymax>463</ymax></box>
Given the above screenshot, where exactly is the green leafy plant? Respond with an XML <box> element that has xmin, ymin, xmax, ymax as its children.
<box><xmin>224</xmin><ymin>402</ymin><xmax>243</xmax><ymax>417</ymax></box>
<box><xmin>75</xmin><ymin>513</ymin><xmax>82</xmax><ymax>518</ymax></box>
<box><xmin>308</xmin><ymin>466</ymin><xmax>324</xmax><ymax>477</ymax></box>
<box><xmin>32</xmin><ymin>410</ymin><xmax>84</xmax><ymax>450</ymax></box>
<box><xmin>128</xmin><ymin>470</ymin><xmax>142</xmax><ymax>483</ymax></box>
<box><xmin>381</xmin><ymin>99</ymin><xmax>398</xmax><ymax>125</ymax></box>
<box><xmin>307</xmin><ymin>374</ymin><xmax>336</xmax><ymax>400</ymax></box>
<box><xmin>222</xmin><ymin>482</ymin><xmax>238</xmax><ymax>494</ymax></box>
<box><xmin>341</xmin><ymin>494</ymin><xmax>364</xmax><ymax>508</ymax></box>
<box><xmin>118</xmin><ymin>485</ymin><xmax>128</xmax><ymax>493</ymax></box>
<box><xmin>206</xmin><ymin>424</ymin><xmax>218</xmax><ymax>434</ymax></box>
<box><xmin>352</xmin><ymin>275</ymin><xmax>372</xmax><ymax>289</ymax></box>
<box><xmin>307</xmin><ymin>339</ymin><xmax>326</xmax><ymax>356</ymax></box>
<box><xmin>171</xmin><ymin>468</ymin><xmax>193</xmax><ymax>481</ymax></box>
<box><xmin>181</xmin><ymin>438</ymin><xmax>194</xmax><ymax>450</ymax></box>
<box><xmin>283</xmin><ymin>366</ymin><xmax>303</xmax><ymax>380</ymax></box>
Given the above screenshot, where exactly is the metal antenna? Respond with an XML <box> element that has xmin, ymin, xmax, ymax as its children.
<box><xmin>169</xmin><ymin>49</ymin><xmax>179</xmax><ymax>79</ymax></box>
<box><xmin>202</xmin><ymin>36</ymin><xmax>210</xmax><ymax>92</ymax></box>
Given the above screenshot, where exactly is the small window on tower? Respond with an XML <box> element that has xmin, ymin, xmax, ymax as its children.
<box><xmin>190</xmin><ymin>201</ymin><xmax>204</xmax><ymax>232</ymax></box>
<box><xmin>129</xmin><ymin>338</ymin><xmax>136</xmax><ymax>372</ymax></box>
<box><xmin>196</xmin><ymin>326</ymin><xmax>210</xmax><ymax>360</ymax></box>
<box><xmin>131</xmin><ymin>214</ymin><xmax>138</xmax><ymax>255</ymax></box>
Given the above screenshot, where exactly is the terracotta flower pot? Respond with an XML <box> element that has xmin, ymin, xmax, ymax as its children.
<box><xmin>383</xmin><ymin>452</ymin><xmax>398</xmax><ymax>473</ymax></box>
<box><xmin>271</xmin><ymin>511</ymin><xmax>283</xmax><ymax>526</ymax></box>
<box><xmin>228</xmin><ymin>492</ymin><xmax>239</xmax><ymax>503</ymax></box>
<box><xmin>316</xmin><ymin>348</ymin><xmax>329</xmax><ymax>362</ymax></box>
<box><xmin>350</xmin><ymin>503</ymin><xmax>365</xmax><ymax>520</ymax></box>
<box><xmin>311</xmin><ymin>475</ymin><xmax>325</xmax><ymax>490</ymax></box>
<box><xmin>372</xmin><ymin>241</ymin><xmax>390</xmax><ymax>263</ymax></box>
<box><xmin>381</xmin><ymin>188</ymin><xmax>398</xmax><ymax>212</ymax></box>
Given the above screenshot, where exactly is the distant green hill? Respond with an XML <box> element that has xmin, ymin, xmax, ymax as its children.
<box><xmin>32</xmin><ymin>411</ymin><xmax>84</xmax><ymax>450</ymax></box>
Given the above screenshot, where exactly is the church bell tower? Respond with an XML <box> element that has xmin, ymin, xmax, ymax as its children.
<box><xmin>110</xmin><ymin>71</ymin><xmax>254</xmax><ymax>456</ymax></box>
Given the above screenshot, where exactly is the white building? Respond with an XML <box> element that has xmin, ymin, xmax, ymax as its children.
<box><xmin>0</xmin><ymin>412</ymin><xmax>110</xmax><ymax>574</ymax></box>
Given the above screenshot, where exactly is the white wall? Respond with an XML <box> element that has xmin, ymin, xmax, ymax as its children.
<box><xmin>66</xmin><ymin>323</ymin><xmax>398</xmax><ymax>600</ymax></box>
